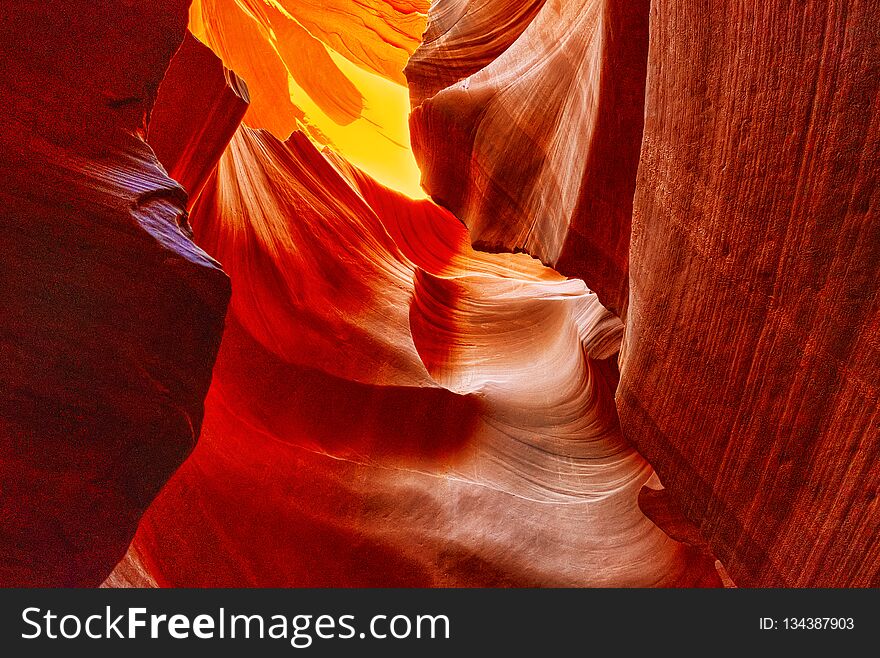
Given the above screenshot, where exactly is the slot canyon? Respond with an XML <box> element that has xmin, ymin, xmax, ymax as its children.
<box><xmin>0</xmin><ymin>0</ymin><xmax>877</xmax><ymax>588</ymax></box>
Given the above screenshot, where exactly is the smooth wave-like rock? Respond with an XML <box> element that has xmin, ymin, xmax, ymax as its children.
<box><xmin>15</xmin><ymin>0</ymin><xmax>872</xmax><ymax>591</ymax></box>
<box><xmin>407</xmin><ymin>0</ymin><xmax>649</xmax><ymax>314</ymax></box>
<box><xmin>112</xmin><ymin>126</ymin><xmax>719</xmax><ymax>587</ymax></box>
<box><xmin>618</xmin><ymin>0</ymin><xmax>880</xmax><ymax>587</ymax></box>
<box><xmin>0</xmin><ymin>1</ymin><xmax>230</xmax><ymax>586</ymax></box>
<box><xmin>404</xmin><ymin>0</ymin><xmax>546</xmax><ymax>104</ymax></box>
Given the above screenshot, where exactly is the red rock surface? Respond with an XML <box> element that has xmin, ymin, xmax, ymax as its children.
<box><xmin>5</xmin><ymin>0</ymin><xmax>876</xmax><ymax>590</ymax></box>
<box><xmin>407</xmin><ymin>0</ymin><xmax>648</xmax><ymax>314</ymax></box>
<box><xmin>618</xmin><ymin>0</ymin><xmax>880</xmax><ymax>587</ymax></box>
<box><xmin>0</xmin><ymin>2</ymin><xmax>230</xmax><ymax>585</ymax></box>
<box><xmin>148</xmin><ymin>31</ymin><xmax>250</xmax><ymax>209</ymax></box>
<box><xmin>107</xmin><ymin>126</ymin><xmax>719</xmax><ymax>587</ymax></box>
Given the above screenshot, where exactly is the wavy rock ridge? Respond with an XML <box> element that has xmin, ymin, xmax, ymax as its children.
<box><xmin>409</xmin><ymin>0</ymin><xmax>879</xmax><ymax>586</ymax></box>
<box><xmin>110</xmin><ymin>124</ymin><xmax>718</xmax><ymax>586</ymax></box>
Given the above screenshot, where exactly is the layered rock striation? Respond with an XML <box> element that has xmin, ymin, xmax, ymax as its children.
<box><xmin>407</xmin><ymin>0</ymin><xmax>649</xmax><ymax>315</ymax></box>
<box><xmin>115</xmin><ymin>126</ymin><xmax>719</xmax><ymax>586</ymax></box>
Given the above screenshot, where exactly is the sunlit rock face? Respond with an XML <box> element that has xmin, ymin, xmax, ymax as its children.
<box><xmin>618</xmin><ymin>0</ymin><xmax>880</xmax><ymax>587</ymax></box>
<box><xmin>407</xmin><ymin>0</ymin><xmax>649</xmax><ymax>315</ymax></box>
<box><xmin>115</xmin><ymin>126</ymin><xmax>718</xmax><ymax>586</ymax></box>
<box><xmin>0</xmin><ymin>1</ymin><xmax>230</xmax><ymax>586</ymax></box>
<box><xmin>189</xmin><ymin>0</ymin><xmax>429</xmax><ymax>197</ymax></box>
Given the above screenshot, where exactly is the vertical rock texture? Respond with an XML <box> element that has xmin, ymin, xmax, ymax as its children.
<box><xmin>0</xmin><ymin>1</ymin><xmax>231</xmax><ymax>585</ymax></box>
<box><xmin>618</xmin><ymin>0</ymin><xmax>880</xmax><ymax>587</ymax></box>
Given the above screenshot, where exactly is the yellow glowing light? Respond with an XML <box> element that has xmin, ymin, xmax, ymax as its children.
<box><xmin>188</xmin><ymin>0</ymin><xmax>427</xmax><ymax>199</ymax></box>
<box><xmin>287</xmin><ymin>50</ymin><xmax>426</xmax><ymax>199</ymax></box>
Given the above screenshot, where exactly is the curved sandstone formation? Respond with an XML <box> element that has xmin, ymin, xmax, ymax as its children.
<box><xmin>407</xmin><ymin>0</ymin><xmax>649</xmax><ymax>314</ymax></box>
<box><xmin>8</xmin><ymin>0</ymin><xmax>875</xmax><ymax>590</ymax></box>
<box><xmin>618</xmin><ymin>0</ymin><xmax>880</xmax><ymax>587</ymax></box>
<box><xmin>115</xmin><ymin>127</ymin><xmax>719</xmax><ymax>586</ymax></box>
<box><xmin>405</xmin><ymin>0</ymin><xmax>879</xmax><ymax>587</ymax></box>
<box><xmin>404</xmin><ymin>0</ymin><xmax>547</xmax><ymax>104</ymax></box>
<box><xmin>0</xmin><ymin>2</ymin><xmax>231</xmax><ymax>586</ymax></box>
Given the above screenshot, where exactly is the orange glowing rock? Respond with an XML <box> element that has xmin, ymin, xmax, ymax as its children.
<box><xmin>190</xmin><ymin>0</ymin><xmax>428</xmax><ymax>196</ymax></box>
<box><xmin>111</xmin><ymin>126</ymin><xmax>720</xmax><ymax>587</ymax></box>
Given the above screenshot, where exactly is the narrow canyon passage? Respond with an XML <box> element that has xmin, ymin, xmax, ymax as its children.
<box><xmin>106</xmin><ymin>0</ymin><xmax>720</xmax><ymax>586</ymax></box>
<box><xmin>2</xmin><ymin>1</ymin><xmax>875</xmax><ymax>589</ymax></box>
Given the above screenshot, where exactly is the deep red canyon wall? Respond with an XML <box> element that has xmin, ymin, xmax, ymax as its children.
<box><xmin>0</xmin><ymin>1</ymin><xmax>231</xmax><ymax>585</ymax></box>
<box><xmin>148</xmin><ymin>31</ymin><xmax>250</xmax><ymax>209</ymax></box>
<box><xmin>618</xmin><ymin>0</ymin><xmax>880</xmax><ymax>587</ymax></box>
